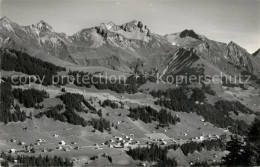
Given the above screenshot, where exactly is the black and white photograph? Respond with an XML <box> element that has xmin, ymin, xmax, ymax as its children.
<box><xmin>0</xmin><ymin>0</ymin><xmax>260</xmax><ymax>166</ymax></box>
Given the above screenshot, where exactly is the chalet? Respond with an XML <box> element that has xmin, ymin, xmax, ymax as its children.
<box><xmin>10</xmin><ymin>138</ymin><xmax>17</xmax><ymax>143</ymax></box>
<box><xmin>53</xmin><ymin>134</ymin><xmax>59</xmax><ymax>138</ymax></box>
<box><xmin>56</xmin><ymin>146</ymin><xmax>62</xmax><ymax>150</ymax></box>
<box><xmin>59</xmin><ymin>141</ymin><xmax>66</xmax><ymax>145</ymax></box>
<box><xmin>18</xmin><ymin>141</ymin><xmax>26</xmax><ymax>145</ymax></box>
<box><xmin>9</xmin><ymin>149</ymin><xmax>16</xmax><ymax>153</ymax></box>
<box><xmin>64</xmin><ymin>148</ymin><xmax>70</xmax><ymax>152</ymax></box>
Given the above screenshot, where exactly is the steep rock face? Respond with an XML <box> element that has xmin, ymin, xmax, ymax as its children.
<box><xmin>223</xmin><ymin>42</ymin><xmax>259</xmax><ymax>74</ymax></box>
<box><xmin>253</xmin><ymin>48</ymin><xmax>260</xmax><ymax>59</ymax></box>
<box><xmin>165</xmin><ymin>29</ymin><xmax>260</xmax><ymax>77</ymax></box>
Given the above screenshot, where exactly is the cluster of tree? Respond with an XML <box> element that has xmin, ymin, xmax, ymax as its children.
<box><xmin>100</xmin><ymin>99</ymin><xmax>119</xmax><ymax>109</ymax></box>
<box><xmin>68</xmin><ymin>70</ymin><xmax>151</xmax><ymax>94</ymax></box>
<box><xmin>201</xmin><ymin>84</ymin><xmax>216</xmax><ymax>96</ymax></box>
<box><xmin>166</xmin><ymin>139</ymin><xmax>226</xmax><ymax>156</ymax></box>
<box><xmin>59</xmin><ymin>93</ymin><xmax>84</xmax><ymax>111</ymax></box>
<box><xmin>189</xmin><ymin>88</ymin><xmax>207</xmax><ymax>102</ymax></box>
<box><xmin>0</xmin><ymin>152</ymin><xmax>72</xmax><ymax>167</ymax></box>
<box><xmin>180</xmin><ymin>139</ymin><xmax>225</xmax><ymax>156</ymax></box>
<box><xmin>215</xmin><ymin>100</ymin><xmax>254</xmax><ymax>116</ymax></box>
<box><xmin>59</xmin><ymin>93</ymin><xmax>97</xmax><ymax>113</ymax></box>
<box><xmin>12</xmin><ymin>88</ymin><xmax>48</xmax><ymax>108</ymax></box>
<box><xmin>90</xmin><ymin>118</ymin><xmax>111</xmax><ymax>132</ymax></box>
<box><xmin>1</xmin><ymin>49</ymin><xmax>65</xmax><ymax>85</ymax></box>
<box><xmin>2</xmin><ymin>105</ymin><xmax>27</xmax><ymax>123</ymax></box>
<box><xmin>256</xmin><ymin>78</ymin><xmax>260</xmax><ymax>85</ymax></box>
<box><xmin>127</xmin><ymin>144</ymin><xmax>177</xmax><ymax>166</ymax></box>
<box><xmin>128</xmin><ymin>106</ymin><xmax>180</xmax><ymax>126</ymax></box>
<box><xmin>35</xmin><ymin>107</ymin><xmax>87</xmax><ymax>127</ymax></box>
<box><xmin>222</xmin><ymin>118</ymin><xmax>260</xmax><ymax>166</ymax></box>
<box><xmin>90</xmin><ymin>153</ymin><xmax>112</xmax><ymax>163</ymax></box>
<box><xmin>0</xmin><ymin>81</ymin><xmax>27</xmax><ymax>123</ymax></box>
<box><xmin>150</xmin><ymin>88</ymin><xmax>250</xmax><ymax>135</ymax></box>
<box><xmin>221</xmin><ymin>76</ymin><xmax>246</xmax><ymax>89</ymax></box>
<box><xmin>82</xmin><ymin>99</ymin><xmax>97</xmax><ymax>112</ymax></box>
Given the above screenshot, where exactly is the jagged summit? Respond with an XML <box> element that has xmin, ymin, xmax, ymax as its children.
<box><xmin>179</xmin><ymin>29</ymin><xmax>201</xmax><ymax>39</ymax></box>
<box><xmin>0</xmin><ymin>18</ymin><xmax>259</xmax><ymax>77</ymax></box>
<box><xmin>0</xmin><ymin>16</ymin><xmax>11</xmax><ymax>23</ymax></box>
<box><xmin>227</xmin><ymin>41</ymin><xmax>248</xmax><ymax>52</ymax></box>
<box><xmin>35</xmin><ymin>20</ymin><xmax>53</xmax><ymax>31</ymax></box>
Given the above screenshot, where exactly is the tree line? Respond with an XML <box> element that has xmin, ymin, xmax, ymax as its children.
<box><xmin>128</xmin><ymin>106</ymin><xmax>180</xmax><ymax>127</ymax></box>
<box><xmin>35</xmin><ymin>106</ymin><xmax>87</xmax><ymax>127</ymax></box>
<box><xmin>13</xmin><ymin>88</ymin><xmax>48</xmax><ymax>108</ymax></box>
<box><xmin>1</xmin><ymin>49</ymin><xmax>65</xmax><ymax>86</ymax></box>
<box><xmin>127</xmin><ymin>143</ymin><xmax>177</xmax><ymax>167</ymax></box>
<box><xmin>166</xmin><ymin>139</ymin><xmax>226</xmax><ymax>156</ymax></box>
<box><xmin>0</xmin><ymin>81</ymin><xmax>27</xmax><ymax>123</ymax></box>
<box><xmin>90</xmin><ymin>118</ymin><xmax>111</xmax><ymax>133</ymax></box>
<box><xmin>0</xmin><ymin>152</ymin><xmax>72</xmax><ymax>167</ymax></box>
<box><xmin>100</xmin><ymin>99</ymin><xmax>119</xmax><ymax>109</ymax></box>
<box><xmin>68</xmin><ymin>70</ymin><xmax>151</xmax><ymax>94</ymax></box>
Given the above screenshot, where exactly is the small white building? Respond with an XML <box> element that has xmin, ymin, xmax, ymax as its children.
<box><xmin>37</xmin><ymin>139</ymin><xmax>44</xmax><ymax>143</ymax></box>
<box><xmin>110</xmin><ymin>139</ymin><xmax>114</xmax><ymax>142</ymax></box>
<box><xmin>162</xmin><ymin>141</ymin><xmax>167</xmax><ymax>145</ymax></box>
<box><xmin>59</xmin><ymin>141</ymin><xmax>66</xmax><ymax>145</ymax></box>
<box><xmin>10</xmin><ymin>138</ymin><xmax>17</xmax><ymax>143</ymax></box>
<box><xmin>116</xmin><ymin>137</ymin><xmax>123</xmax><ymax>141</ymax></box>
<box><xmin>9</xmin><ymin>149</ymin><xmax>16</xmax><ymax>153</ymax></box>
<box><xmin>56</xmin><ymin>146</ymin><xmax>62</xmax><ymax>150</ymax></box>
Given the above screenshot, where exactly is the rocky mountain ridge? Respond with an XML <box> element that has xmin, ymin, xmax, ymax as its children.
<box><xmin>0</xmin><ymin>16</ymin><xmax>259</xmax><ymax>77</ymax></box>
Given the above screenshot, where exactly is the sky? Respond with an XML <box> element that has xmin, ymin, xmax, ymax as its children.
<box><xmin>0</xmin><ymin>0</ymin><xmax>259</xmax><ymax>53</ymax></box>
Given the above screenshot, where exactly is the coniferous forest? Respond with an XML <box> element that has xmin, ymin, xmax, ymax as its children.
<box><xmin>127</xmin><ymin>144</ymin><xmax>178</xmax><ymax>166</ymax></box>
<box><xmin>13</xmin><ymin>88</ymin><xmax>48</xmax><ymax>108</ymax></box>
<box><xmin>128</xmin><ymin>106</ymin><xmax>180</xmax><ymax>126</ymax></box>
<box><xmin>1</xmin><ymin>49</ymin><xmax>66</xmax><ymax>86</ymax></box>
<box><xmin>150</xmin><ymin>88</ymin><xmax>251</xmax><ymax>135</ymax></box>
<box><xmin>0</xmin><ymin>152</ymin><xmax>73</xmax><ymax>167</ymax></box>
<box><xmin>0</xmin><ymin>81</ymin><xmax>27</xmax><ymax>123</ymax></box>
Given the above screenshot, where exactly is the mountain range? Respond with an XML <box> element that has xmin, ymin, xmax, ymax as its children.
<box><xmin>0</xmin><ymin>16</ymin><xmax>259</xmax><ymax>77</ymax></box>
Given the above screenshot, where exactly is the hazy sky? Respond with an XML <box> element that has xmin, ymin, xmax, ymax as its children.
<box><xmin>1</xmin><ymin>0</ymin><xmax>259</xmax><ymax>53</ymax></box>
